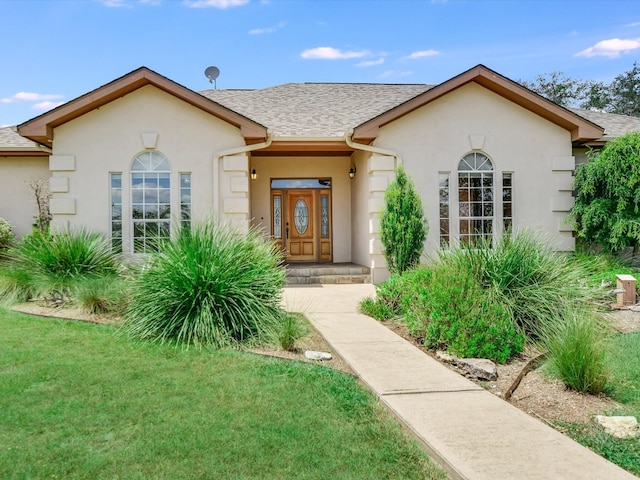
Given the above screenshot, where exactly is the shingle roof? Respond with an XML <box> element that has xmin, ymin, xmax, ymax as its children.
<box><xmin>0</xmin><ymin>126</ymin><xmax>40</xmax><ymax>150</ymax></box>
<box><xmin>570</xmin><ymin>108</ymin><xmax>640</xmax><ymax>141</ymax></box>
<box><xmin>200</xmin><ymin>83</ymin><xmax>433</xmax><ymax>137</ymax></box>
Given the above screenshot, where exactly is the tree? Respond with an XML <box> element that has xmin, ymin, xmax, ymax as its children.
<box><xmin>608</xmin><ymin>62</ymin><xmax>640</xmax><ymax>117</ymax></box>
<box><xmin>570</xmin><ymin>132</ymin><xmax>640</xmax><ymax>253</ymax></box>
<box><xmin>29</xmin><ymin>178</ymin><xmax>51</xmax><ymax>234</ymax></box>
<box><xmin>379</xmin><ymin>165</ymin><xmax>428</xmax><ymax>274</ymax></box>
<box><xmin>519</xmin><ymin>72</ymin><xmax>587</xmax><ymax>107</ymax></box>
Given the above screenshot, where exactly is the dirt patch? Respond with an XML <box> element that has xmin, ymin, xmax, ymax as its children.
<box><xmin>385</xmin><ymin>310</ymin><xmax>639</xmax><ymax>427</ymax></box>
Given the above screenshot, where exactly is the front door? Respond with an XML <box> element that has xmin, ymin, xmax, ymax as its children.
<box><xmin>286</xmin><ymin>190</ymin><xmax>316</xmax><ymax>261</ymax></box>
<box><xmin>271</xmin><ymin>182</ymin><xmax>332</xmax><ymax>262</ymax></box>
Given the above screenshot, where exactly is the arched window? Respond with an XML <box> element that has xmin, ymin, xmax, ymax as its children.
<box><xmin>458</xmin><ymin>152</ymin><xmax>494</xmax><ymax>245</ymax></box>
<box><xmin>131</xmin><ymin>151</ymin><xmax>171</xmax><ymax>253</ymax></box>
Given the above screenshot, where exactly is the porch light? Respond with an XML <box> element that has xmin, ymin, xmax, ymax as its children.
<box><xmin>349</xmin><ymin>166</ymin><xmax>356</xmax><ymax>180</ymax></box>
<box><xmin>251</xmin><ymin>169</ymin><xmax>257</xmax><ymax>180</ymax></box>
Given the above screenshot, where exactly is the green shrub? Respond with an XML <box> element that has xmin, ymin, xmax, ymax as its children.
<box><xmin>0</xmin><ymin>229</ymin><xmax>120</xmax><ymax>305</ymax></box>
<box><xmin>422</xmin><ymin>265</ymin><xmax>524</xmax><ymax>363</ymax></box>
<box><xmin>75</xmin><ymin>277</ymin><xmax>128</xmax><ymax>315</ymax></box>
<box><xmin>267</xmin><ymin>313</ymin><xmax>308</xmax><ymax>351</ymax></box>
<box><xmin>540</xmin><ymin>308</ymin><xmax>609</xmax><ymax>394</ymax></box>
<box><xmin>380</xmin><ymin>165</ymin><xmax>428</xmax><ymax>274</ymax></box>
<box><xmin>0</xmin><ymin>219</ymin><xmax>13</xmax><ymax>250</ymax></box>
<box><xmin>121</xmin><ymin>221</ymin><xmax>286</xmax><ymax>348</ymax></box>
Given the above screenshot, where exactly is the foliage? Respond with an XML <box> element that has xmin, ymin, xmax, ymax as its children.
<box><xmin>0</xmin><ymin>218</ymin><xmax>13</xmax><ymax>250</ymax></box>
<box><xmin>267</xmin><ymin>312</ymin><xmax>309</xmax><ymax>351</ymax></box>
<box><xmin>379</xmin><ymin>164</ymin><xmax>428</xmax><ymax>274</ymax></box>
<box><xmin>421</xmin><ymin>264</ymin><xmax>524</xmax><ymax>363</ymax></box>
<box><xmin>570</xmin><ymin>132</ymin><xmax>640</xmax><ymax>254</ymax></box>
<box><xmin>0</xmin><ymin>311</ymin><xmax>446</xmax><ymax>480</ymax></box>
<box><xmin>75</xmin><ymin>276</ymin><xmax>128</xmax><ymax>315</ymax></box>
<box><xmin>605</xmin><ymin>332</ymin><xmax>640</xmax><ymax>404</ymax></box>
<box><xmin>29</xmin><ymin>178</ymin><xmax>51</xmax><ymax>235</ymax></box>
<box><xmin>519</xmin><ymin>71</ymin><xmax>587</xmax><ymax>107</ymax></box>
<box><xmin>121</xmin><ymin>221</ymin><xmax>287</xmax><ymax>348</ymax></box>
<box><xmin>0</xmin><ymin>229</ymin><xmax>120</xmax><ymax>306</ymax></box>
<box><xmin>520</xmin><ymin>63</ymin><xmax>640</xmax><ymax>117</ymax></box>
<box><xmin>540</xmin><ymin>308</ymin><xmax>609</xmax><ymax>394</ymax></box>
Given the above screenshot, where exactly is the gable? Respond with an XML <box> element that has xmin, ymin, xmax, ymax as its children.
<box><xmin>17</xmin><ymin>67</ymin><xmax>267</xmax><ymax>148</ymax></box>
<box><xmin>352</xmin><ymin>65</ymin><xmax>604</xmax><ymax>144</ymax></box>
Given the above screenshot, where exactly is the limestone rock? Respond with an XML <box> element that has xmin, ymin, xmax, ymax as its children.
<box><xmin>456</xmin><ymin>358</ymin><xmax>498</xmax><ymax>381</ymax></box>
<box><xmin>304</xmin><ymin>350</ymin><xmax>332</xmax><ymax>361</ymax></box>
<box><xmin>594</xmin><ymin>415</ymin><xmax>639</xmax><ymax>439</ymax></box>
<box><xmin>435</xmin><ymin>350</ymin><xmax>457</xmax><ymax>363</ymax></box>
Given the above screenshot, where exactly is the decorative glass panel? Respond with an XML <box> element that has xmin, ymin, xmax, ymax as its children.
<box><xmin>273</xmin><ymin>195</ymin><xmax>282</xmax><ymax>239</ymax></box>
<box><xmin>321</xmin><ymin>195</ymin><xmax>329</xmax><ymax>238</ymax></box>
<box><xmin>294</xmin><ymin>199</ymin><xmax>309</xmax><ymax>234</ymax></box>
<box><xmin>438</xmin><ymin>172</ymin><xmax>450</xmax><ymax>247</ymax></box>
<box><xmin>271</xmin><ymin>179</ymin><xmax>331</xmax><ymax>189</ymax></box>
<box><xmin>110</xmin><ymin>173</ymin><xmax>122</xmax><ymax>253</ymax></box>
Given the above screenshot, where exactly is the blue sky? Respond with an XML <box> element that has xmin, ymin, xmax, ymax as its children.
<box><xmin>2</xmin><ymin>0</ymin><xmax>640</xmax><ymax>127</ymax></box>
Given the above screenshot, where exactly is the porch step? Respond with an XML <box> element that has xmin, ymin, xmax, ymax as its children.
<box><xmin>285</xmin><ymin>264</ymin><xmax>371</xmax><ymax>285</ymax></box>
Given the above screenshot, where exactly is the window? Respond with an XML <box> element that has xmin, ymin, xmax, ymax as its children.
<box><xmin>438</xmin><ymin>172</ymin><xmax>450</xmax><ymax>247</ymax></box>
<box><xmin>180</xmin><ymin>173</ymin><xmax>192</xmax><ymax>232</ymax></box>
<box><xmin>458</xmin><ymin>152</ymin><xmax>494</xmax><ymax>246</ymax></box>
<box><xmin>131</xmin><ymin>151</ymin><xmax>171</xmax><ymax>253</ymax></box>
<box><xmin>503</xmin><ymin>172</ymin><xmax>513</xmax><ymax>234</ymax></box>
<box><xmin>110</xmin><ymin>173</ymin><xmax>122</xmax><ymax>253</ymax></box>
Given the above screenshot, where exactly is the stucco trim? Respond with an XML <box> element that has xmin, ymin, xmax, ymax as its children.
<box><xmin>17</xmin><ymin>67</ymin><xmax>268</xmax><ymax>147</ymax></box>
<box><xmin>352</xmin><ymin>64</ymin><xmax>604</xmax><ymax>144</ymax></box>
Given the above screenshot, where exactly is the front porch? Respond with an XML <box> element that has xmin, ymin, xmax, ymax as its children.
<box><xmin>285</xmin><ymin>263</ymin><xmax>371</xmax><ymax>285</ymax></box>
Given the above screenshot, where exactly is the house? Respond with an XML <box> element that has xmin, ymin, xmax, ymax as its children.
<box><xmin>2</xmin><ymin>64</ymin><xmax>638</xmax><ymax>283</ymax></box>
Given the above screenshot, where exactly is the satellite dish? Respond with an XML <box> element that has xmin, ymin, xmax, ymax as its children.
<box><xmin>204</xmin><ymin>66</ymin><xmax>220</xmax><ymax>89</ymax></box>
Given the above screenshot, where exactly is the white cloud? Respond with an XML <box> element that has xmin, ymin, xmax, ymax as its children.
<box><xmin>1</xmin><ymin>92</ymin><xmax>64</xmax><ymax>104</ymax></box>
<box><xmin>300</xmin><ymin>47</ymin><xmax>369</xmax><ymax>60</ymax></box>
<box><xmin>32</xmin><ymin>101</ymin><xmax>65</xmax><ymax>112</ymax></box>
<box><xmin>378</xmin><ymin>70</ymin><xmax>414</xmax><ymax>79</ymax></box>
<box><xmin>183</xmin><ymin>0</ymin><xmax>248</xmax><ymax>8</ymax></box>
<box><xmin>355</xmin><ymin>58</ymin><xmax>384</xmax><ymax>67</ymax></box>
<box><xmin>98</xmin><ymin>0</ymin><xmax>133</xmax><ymax>7</ymax></box>
<box><xmin>626</xmin><ymin>21</ymin><xmax>640</xmax><ymax>27</ymax></box>
<box><xmin>249</xmin><ymin>21</ymin><xmax>285</xmax><ymax>35</ymax></box>
<box><xmin>404</xmin><ymin>49</ymin><xmax>439</xmax><ymax>60</ymax></box>
<box><xmin>575</xmin><ymin>37</ymin><xmax>640</xmax><ymax>58</ymax></box>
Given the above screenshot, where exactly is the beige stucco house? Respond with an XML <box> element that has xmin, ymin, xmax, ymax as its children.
<box><xmin>3</xmin><ymin>64</ymin><xmax>640</xmax><ymax>283</ymax></box>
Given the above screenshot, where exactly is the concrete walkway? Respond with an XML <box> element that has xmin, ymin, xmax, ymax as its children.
<box><xmin>283</xmin><ymin>284</ymin><xmax>637</xmax><ymax>480</ymax></box>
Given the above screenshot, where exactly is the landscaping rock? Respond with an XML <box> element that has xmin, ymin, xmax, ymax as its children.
<box><xmin>456</xmin><ymin>358</ymin><xmax>498</xmax><ymax>381</ymax></box>
<box><xmin>304</xmin><ymin>350</ymin><xmax>332</xmax><ymax>361</ymax></box>
<box><xmin>435</xmin><ymin>350</ymin><xmax>457</xmax><ymax>363</ymax></box>
<box><xmin>594</xmin><ymin>415</ymin><xmax>639</xmax><ymax>439</ymax></box>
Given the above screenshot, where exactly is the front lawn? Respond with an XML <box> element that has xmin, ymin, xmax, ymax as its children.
<box><xmin>0</xmin><ymin>310</ymin><xmax>445</xmax><ymax>480</ymax></box>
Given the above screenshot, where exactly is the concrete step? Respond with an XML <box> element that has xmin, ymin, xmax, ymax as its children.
<box><xmin>285</xmin><ymin>264</ymin><xmax>371</xmax><ymax>285</ymax></box>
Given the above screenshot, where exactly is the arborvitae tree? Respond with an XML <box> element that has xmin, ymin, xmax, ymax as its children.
<box><xmin>379</xmin><ymin>165</ymin><xmax>428</xmax><ymax>274</ymax></box>
<box><xmin>570</xmin><ymin>132</ymin><xmax>640</xmax><ymax>254</ymax></box>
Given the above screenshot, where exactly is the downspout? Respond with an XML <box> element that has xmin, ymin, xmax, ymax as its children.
<box><xmin>344</xmin><ymin>128</ymin><xmax>401</xmax><ymax>167</ymax></box>
<box><xmin>213</xmin><ymin>133</ymin><xmax>272</xmax><ymax>217</ymax></box>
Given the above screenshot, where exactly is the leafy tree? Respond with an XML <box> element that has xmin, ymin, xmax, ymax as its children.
<box><xmin>570</xmin><ymin>132</ymin><xmax>640</xmax><ymax>253</ymax></box>
<box><xmin>579</xmin><ymin>80</ymin><xmax>611</xmax><ymax>111</ymax></box>
<box><xmin>607</xmin><ymin>62</ymin><xmax>640</xmax><ymax>117</ymax></box>
<box><xmin>379</xmin><ymin>165</ymin><xmax>428</xmax><ymax>274</ymax></box>
<box><xmin>519</xmin><ymin>71</ymin><xmax>587</xmax><ymax>107</ymax></box>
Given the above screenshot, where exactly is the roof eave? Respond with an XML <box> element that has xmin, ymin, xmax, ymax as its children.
<box><xmin>17</xmin><ymin>67</ymin><xmax>268</xmax><ymax>148</ymax></box>
<box><xmin>352</xmin><ymin>64</ymin><xmax>605</xmax><ymax>143</ymax></box>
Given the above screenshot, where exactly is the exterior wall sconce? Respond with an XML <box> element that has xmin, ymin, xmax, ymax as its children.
<box><xmin>349</xmin><ymin>166</ymin><xmax>356</xmax><ymax>180</ymax></box>
<box><xmin>251</xmin><ymin>169</ymin><xmax>257</xmax><ymax>180</ymax></box>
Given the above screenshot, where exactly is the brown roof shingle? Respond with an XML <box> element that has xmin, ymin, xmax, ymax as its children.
<box><xmin>570</xmin><ymin>108</ymin><xmax>640</xmax><ymax>141</ymax></box>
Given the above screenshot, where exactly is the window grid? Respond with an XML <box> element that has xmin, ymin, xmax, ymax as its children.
<box><xmin>503</xmin><ymin>172</ymin><xmax>513</xmax><ymax>234</ymax></box>
<box><xmin>458</xmin><ymin>153</ymin><xmax>494</xmax><ymax>246</ymax></box>
<box><xmin>180</xmin><ymin>173</ymin><xmax>191</xmax><ymax>232</ymax></box>
<box><xmin>110</xmin><ymin>173</ymin><xmax>122</xmax><ymax>253</ymax></box>
<box><xmin>438</xmin><ymin>172</ymin><xmax>450</xmax><ymax>247</ymax></box>
<box><xmin>131</xmin><ymin>152</ymin><xmax>171</xmax><ymax>253</ymax></box>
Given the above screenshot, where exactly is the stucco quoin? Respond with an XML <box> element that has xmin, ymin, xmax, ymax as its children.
<box><xmin>376</xmin><ymin>82</ymin><xmax>574</xmax><ymax>255</ymax></box>
<box><xmin>51</xmin><ymin>85</ymin><xmax>247</xmax><ymax>236</ymax></box>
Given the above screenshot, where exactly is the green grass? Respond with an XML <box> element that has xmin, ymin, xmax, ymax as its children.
<box><xmin>561</xmin><ymin>332</ymin><xmax>640</xmax><ymax>475</ymax></box>
<box><xmin>0</xmin><ymin>310</ymin><xmax>446</xmax><ymax>480</ymax></box>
